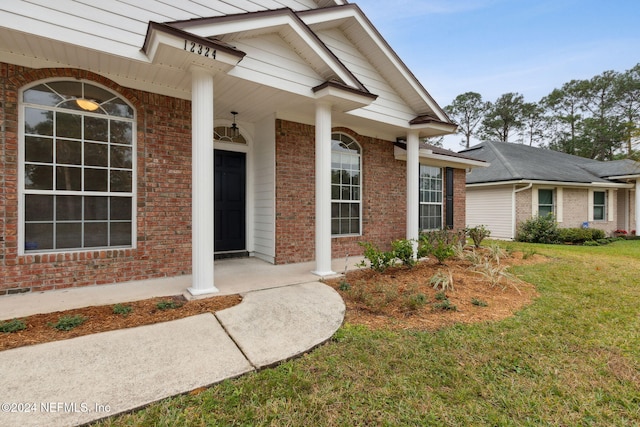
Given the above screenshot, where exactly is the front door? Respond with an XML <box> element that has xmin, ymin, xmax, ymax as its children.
<box><xmin>214</xmin><ymin>150</ymin><xmax>246</xmax><ymax>254</ymax></box>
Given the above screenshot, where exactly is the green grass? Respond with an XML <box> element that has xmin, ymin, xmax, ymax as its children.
<box><xmin>94</xmin><ymin>241</ymin><xmax>640</xmax><ymax>426</ymax></box>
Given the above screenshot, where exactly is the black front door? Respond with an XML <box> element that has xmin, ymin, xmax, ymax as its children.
<box><xmin>214</xmin><ymin>150</ymin><xmax>246</xmax><ymax>253</ymax></box>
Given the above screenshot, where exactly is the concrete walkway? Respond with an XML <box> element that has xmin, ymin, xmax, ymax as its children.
<box><xmin>0</xmin><ymin>263</ymin><xmax>348</xmax><ymax>426</ymax></box>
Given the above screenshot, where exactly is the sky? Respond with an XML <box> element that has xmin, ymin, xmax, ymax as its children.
<box><xmin>353</xmin><ymin>0</ymin><xmax>640</xmax><ymax>151</ymax></box>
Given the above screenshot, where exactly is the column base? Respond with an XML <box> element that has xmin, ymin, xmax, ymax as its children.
<box><xmin>187</xmin><ymin>286</ymin><xmax>220</xmax><ymax>297</ymax></box>
<box><xmin>311</xmin><ymin>270</ymin><xmax>336</xmax><ymax>277</ymax></box>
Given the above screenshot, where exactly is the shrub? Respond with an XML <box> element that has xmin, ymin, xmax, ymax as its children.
<box><xmin>392</xmin><ymin>239</ymin><xmax>417</xmax><ymax>268</ymax></box>
<box><xmin>516</xmin><ymin>214</ymin><xmax>559</xmax><ymax>244</ymax></box>
<box><xmin>357</xmin><ymin>242</ymin><xmax>396</xmax><ymax>272</ymax></box>
<box><xmin>433</xmin><ymin>298</ymin><xmax>457</xmax><ymax>311</ymax></box>
<box><xmin>465</xmin><ymin>225</ymin><xmax>491</xmax><ymax>248</ymax></box>
<box><xmin>557</xmin><ymin>227</ymin><xmax>606</xmax><ymax>244</ymax></box>
<box><xmin>0</xmin><ymin>318</ymin><xmax>27</xmax><ymax>333</ymax></box>
<box><xmin>51</xmin><ymin>315</ymin><xmax>86</xmax><ymax>331</ymax></box>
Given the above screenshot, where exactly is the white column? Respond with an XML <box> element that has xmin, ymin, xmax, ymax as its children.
<box><xmin>406</xmin><ymin>131</ymin><xmax>420</xmax><ymax>256</ymax></box>
<box><xmin>312</xmin><ymin>101</ymin><xmax>335</xmax><ymax>276</ymax></box>
<box><xmin>636</xmin><ymin>178</ymin><xmax>640</xmax><ymax>235</ymax></box>
<box><xmin>188</xmin><ymin>67</ymin><xmax>218</xmax><ymax>296</ymax></box>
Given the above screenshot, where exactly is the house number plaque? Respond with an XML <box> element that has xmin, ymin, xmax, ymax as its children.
<box><xmin>184</xmin><ymin>40</ymin><xmax>217</xmax><ymax>59</ymax></box>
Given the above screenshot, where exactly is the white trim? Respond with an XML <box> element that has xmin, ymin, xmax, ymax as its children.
<box><xmin>556</xmin><ymin>187</ymin><xmax>564</xmax><ymax>223</ymax></box>
<box><xmin>467</xmin><ymin>179</ymin><xmax>632</xmax><ymax>189</ymax></box>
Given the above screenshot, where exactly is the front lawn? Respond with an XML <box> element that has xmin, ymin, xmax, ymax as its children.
<box><xmin>95</xmin><ymin>241</ymin><xmax>640</xmax><ymax>426</ymax></box>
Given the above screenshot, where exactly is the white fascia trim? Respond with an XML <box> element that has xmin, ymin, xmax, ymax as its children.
<box><xmin>394</xmin><ymin>146</ymin><xmax>487</xmax><ymax>169</ymax></box>
<box><xmin>300</xmin><ymin>7</ymin><xmax>448</xmax><ymax>122</ymax></box>
<box><xmin>467</xmin><ymin>180</ymin><xmax>633</xmax><ymax>189</ymax></box>
<box><xmin>606</xmin><ymin>174</ymin><xmax>640</xmax><ymax>180</ymax></box>
<box><xmin>182</xmin><ymin>14</ymin><xmax>361</xmax><ymax>89</ymax></box>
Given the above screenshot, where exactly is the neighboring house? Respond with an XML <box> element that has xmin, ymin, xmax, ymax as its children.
<box><xmin>0</xmin><ymin>1</ymin><xmax>485</xmax><ymax>297</ymax></box>
<box><xmin>461</xmin><ymin>141</ymin><xmax>640</xmax><ymax>240</ymax></box>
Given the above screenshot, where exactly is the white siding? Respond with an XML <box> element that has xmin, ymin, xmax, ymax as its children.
<box><xmin>252</xmin><ymin>115</ymin><xmax>276</xmax><ymax>262</ymax></box>
<box><xmin>466</xmin><ymin>186</ymin><xmax>514</xmax><ymax>240</ymax></box>
<box><xmin>315</xmin><ymin>28</ymin><xmax>415</xmax><ymax>123</ymax></box>
<box><xmin>230</xmin><ymin>34</ymin><xmax>324</xmax><ymax>96</ymax></box>
<box><xmin>0</xmin><ymin>0</ymin><xmax>322</xmax><ymax>60</ymax></box>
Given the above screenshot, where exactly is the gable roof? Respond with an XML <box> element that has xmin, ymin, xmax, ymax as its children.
<box><xmin>461</xmin><ymin>141</ymin><xmax>640</xmax><ymax>185</ymax></box>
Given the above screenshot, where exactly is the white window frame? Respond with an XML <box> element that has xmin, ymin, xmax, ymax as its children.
<box><xmin>331</xmin><ymin>133</ymin><xmax>362</xmax><ymax>237</ymax></box>
<box><xmin>419</xmin><ymin>165</ymin><xmax>443</xmax><ymax>230</ymax></box>
<box><xmin>18</xmin><ymin>79</ymin><xmax>137</xmax><ymax>255</ymax></box>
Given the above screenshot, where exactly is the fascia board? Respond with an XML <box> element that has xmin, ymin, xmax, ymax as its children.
<box><xmin>301</xmin><ymin>5</ymin><xmax>451</xmax><ymax>123</ymax></box>
<box><xmin>466</xmin><ymin>179</ymin><xmax>633</xmax><ymax>189</ymax></box>
<box><xmin>393</xmin><ymin>146</ymin><xmax>488</xmax><ymax>169</ymax></box>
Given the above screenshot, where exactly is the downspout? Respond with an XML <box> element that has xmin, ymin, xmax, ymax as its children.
<box><xmin>512</xmin><ymin>183</ymin><xmax>533</xmax><ymax>240</ymax></box>
<box><xmin>635</xmin><ymin>178</ymin><xmax>640</xmax><ymax>236</ymax></box>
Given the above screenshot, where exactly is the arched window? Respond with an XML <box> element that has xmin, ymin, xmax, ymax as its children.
<box><xmin>331</xmin><ymin>133</ymin><xmax>361</xmax><ymax>236</ymax></box>
<box><xmin>20</xmin><ymin>80</ymin><xmax>135</xmax><ymax>252</ymax></box>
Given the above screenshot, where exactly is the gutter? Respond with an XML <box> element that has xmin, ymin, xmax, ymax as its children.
<box><xmin>466</xmin><ymin>179</ymin><xmax>633</xmax><ymax>189</ymax></box>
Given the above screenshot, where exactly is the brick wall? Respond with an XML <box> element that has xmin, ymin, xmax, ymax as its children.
<box><xmin>274</xmin><ymin>120</ymin><xmax>467</xmax><ymax>264</ymax></box>
<box><xmin>0</xmin><ymin>65</ymin><xmax>193</xmax><ymax>294</ymax></box>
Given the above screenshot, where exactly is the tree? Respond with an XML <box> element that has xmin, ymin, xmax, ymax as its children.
<box><xmin>479</xmin><ymin>92</ymin><xmax>526</xmax><ymax>142</ymax></box>
<box><xmin>519</xmin><ymin>101</ymin><xmax>547</xmax><ymax>146</ymax></box>
<box><xmin>541</xmin><ymin>81</ymin><xmax>583</xmax><ymax>155</ymax></box>
<box><xmin>615</xmin><ymin>63</ymin><xmax>640</xmax><ymax>156</ymax></box>
<box><xmin>444</xmin><ymin>92</ymin><xmax>488</xmax><ymax>148</ymax></box>
<box><xmin>576</xmin><ymin>70</ymin><xmax>625</xmax><ymax>160</ymax></box>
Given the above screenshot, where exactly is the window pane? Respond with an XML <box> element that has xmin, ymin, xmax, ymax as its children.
<box><xmin>56</xmin><ymin>139</ymin><xmax>82</xmax><ymax>165</ymax></box>
<box><xmin>110</xmin><ymin>146</ymin><xmax>132</xmax><ymax>169</ymax></box>
<box><xmin>25</xmin><ymin>223</ymin><xmax>54</xmax><ymax>250</ymax></box>
<box><xmin>340</xmin><ymin>186</ymin><xmax>351</xmax><ymax>200</ymax></box>
<box><xmin>48</xmin><ymin>81</ymin><xmax>82</xmax><ymax>100</ymax></box>
<box><xmin>25</xmin><ymin>136</ymin><xmax>53</xmax><ymax>163</ymax></box>
<box><xmin>331</xmin><ymin>218</ymin><xmax>340</xmax><ymax>235</ymax></box>
<box><xmin>331</xmin><ymin>185</ymin><xmax>340</xmax><ymax>199</ymax></box>
<box><xmin>84</xmin><ymin>116</ymin><xmax>109</xmax><ymax>142</ymax></box>
<box><xmin>56</xmin><ymin>112</ymin><xmax>82</xmax><ymax>139</ymax></box>
<box><xmin>85</xmin><ymin>196</ymin><xmax>109</xmax><ymax>220</ymax></box>
<box><xmin>25</xmin><ymin>165</ymin><xmax>53</xmax><ymax>190</ymax></box>
<box><xmin>539</xmin><ymin>189</ymin><xmax>553</xmax><ymax>205</ymax></box>
<box><xmin>350</xmin><ymin>219</ymin><xmax>359</xmax><ymax>234</ymax></box>
<box><xmin>56</xmin><ymin>195</ymin><xmax>82</xmax><ymax>220</ymax></box>
<box><xmin>594</xmin><ymin>191</ymin><xmax>605</xmax><ymax>205</ymax></box>
<box><xmin>111</xmin><ymin>222</ymin><xmax>132</xmax><ymax>246</ymax></box>
<box><xmin>110</xmin><ymin>170</ymin><xmax>132</xmax><ymax>192</ymax></box>
<box><xmin>85</xmin><ymin>143</ymin><xmax>109</xmax><ymax>167</ymax></box>
<box><xmin>110</xmin><ymin>197</ymin><xmax>132</xmax><ymax>220</ymax></box>
<box><xmin>85</xmin><ymin>168</ymin><xmax>108</xmax><ymax>192</ymax></box>
<box><xmin>24</xmin><ymin>84</ymin><xmax>61</xmax><ymax>107</ymax></box>
<box><xmin>56</xmin><ymin>166</ymin><xmax>81</xmax><ymax>191</ymax></box>
<box><xmin>25</xmin><ymin>195</ymin><xmax>53</xmax><ymax>221</ymax></box>
<box><xmin>56</xmin><ymin>222</ymin><xmax>82</xmax><ymax>248</ymax></box>
<box><xmin>110</xmin><ymin>120</ymin><xmax>132</xmax><ymax>143</ymax></box>
<box><xmin>24</xmin><ymin>107</ymin><xmax>53</xmax><ymax>136</ymax></box>
<box><xmin>538</xmin><ymin>206</ymin><xmax>553</xmax><ymax>217</ymax></box>
<box><xmin>594</xmin><ymin>206</ymin><xmax>604</xmax><ymax>221</ymax></box>
<box><xmin>84</xmin><ymin>222</ymin><xmax>109</xmax><ymax>247</ymax></box>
